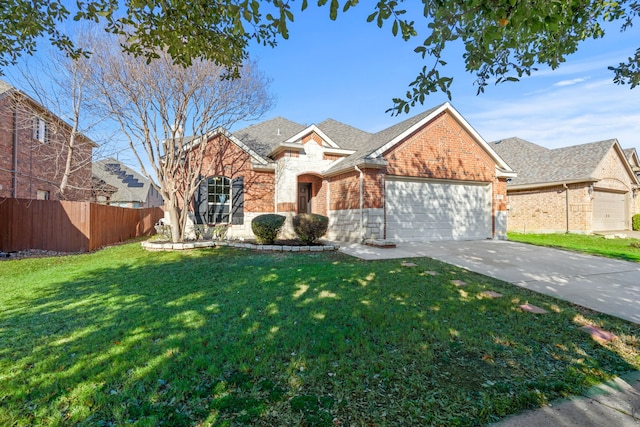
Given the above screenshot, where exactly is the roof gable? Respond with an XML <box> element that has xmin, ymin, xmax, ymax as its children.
<box><xmin>285</xmin><ymin>124</ymin><xmax>340</xmax><ymax>148</ymax></box>
<box><xmin>232</xmin><ymin>117</ymin><xmax>306</xmax><ymax>158</ymax></box>
<box><xmin>491</xmin><ymin>138</ymin><xmax>638</xmax><ymax>187</ymax></box>
<box><xmin>325</xmin><ymin>102</ymin><xmax>513</xmax><ymax>175</ymax></box>
<box><xmin>93</xmin><ymin>158</ymin><xmax>155</xmax><ymax>203</ymax></box>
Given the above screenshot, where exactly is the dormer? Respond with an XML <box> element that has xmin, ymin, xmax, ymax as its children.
<box><xmin>267</xmin><ymin>124</ymin><xmax>355</xmax><ymax>161</ymax></box>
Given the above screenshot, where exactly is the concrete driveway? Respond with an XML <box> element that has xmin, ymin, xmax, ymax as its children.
<box><xmin>339</xmin><ymin>240</ymin><xmax>640</xmax><ymax>325</ymax></box>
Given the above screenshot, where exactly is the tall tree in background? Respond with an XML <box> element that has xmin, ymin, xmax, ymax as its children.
<box><xmin>86</xmin><ymin>37</ymin><xmax>272</xmax><ymax>242</ymax></box>
<box><xmin>1</xmin><ymin>0</ymin><xmax>638</xmax><ymax>113</ymax></box>
<box><xmin>6</xmin><ymin>48</ymin><xmax>112</xmax><ymax>199</ymax></box>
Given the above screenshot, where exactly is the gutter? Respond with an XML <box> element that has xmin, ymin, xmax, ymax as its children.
<box><xmin>563</xmin><ymin>183</ymin><xmax>569</xmax><ymax>233</ymax></box>
<box><xmin>354</xmin><ymin>165</ymin><xmax>364</xmax><ymax>242</ymax></box>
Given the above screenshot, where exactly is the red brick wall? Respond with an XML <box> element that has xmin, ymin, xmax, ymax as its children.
<box><xmin>199</xmin><ymin>134</ymin><xmax>274</xmax><ymax>213</ymax></box>
<box><xmin>0</xmin><ymin>96</ymin><xmax>93</xmax><ymax>201</ymax></box>
<box><xmin>329</xmin><ymin>170</ymin><xmax>359</xmax><ymax>210</ymax></box>
<box><xmin>298</xmin><ymin>174</ymin><xmax>327</xmax><ymax>216</ymax></box>
<box><xmin>302</xmin><ymin>132</ymin><xmax>323</xmax><ymax>145</ymax></box>
<box><xmin>277</xmin><ymin>202</ymin><xmax>295</xmax><ymax>212</ymax></box>
<box><xmin>384</xmin><ymin>112</ymin><xmax>495</xmax><ymax>182</ymax></box>
<box><xmin>0</xmin><ymin>97</ymin><xmax>14</xmax><ymax>197</ymax></box>
<box><xmin>329</xmin><ymin>168</ymin><xmax>384</xmax><ymax>211</ymax></box>
<box><xmin>323</xmin><ymin>153</ymin><xmax>343</xmax><ymax>161</ymax></box>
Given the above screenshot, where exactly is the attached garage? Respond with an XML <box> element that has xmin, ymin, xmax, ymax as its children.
<box><xmin>593</xmin><ymin>190</ymin><xmax>626</xmax><ymax>231</ymax></box>
<box><xmin>385</xmin><ymin>178</ymin><xmax>492</xmax><ymax>242</ymax></box>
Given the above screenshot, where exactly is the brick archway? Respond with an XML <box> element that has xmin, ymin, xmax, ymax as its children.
<box><xmin>297</xmin><ymin>173</ymin><xmax>327</xmax><ymax>216</ymax></box>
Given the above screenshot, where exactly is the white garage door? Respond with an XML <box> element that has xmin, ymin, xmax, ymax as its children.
<box><xmin>593</xmin><ymin>190</ymin><xmax>626</xmax><ymax>231</ymax></box>
<box><xmin>385</xmin><ymin>179</ymin><xmax>492</xmax><ymax>242</ymax></box>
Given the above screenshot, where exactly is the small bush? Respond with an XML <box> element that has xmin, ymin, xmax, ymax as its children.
<box><xmin>293</xmin><ymin>213</ymin><xmax>329</xmax><ymax>243</ymax></box>
<box><xmin>251</xmin><ymin>214</ymin><xmax>286</xmax><ymax>244</ymax></box>
<box><xmin>633</xmin><ymin>214</ymin><xmax>640</xmax><ymax>231</ymax></box>
<box><xmin>631</xmin><ymin>241</ymin><xmax>640</xmax><ymax>249</ymax></box>
<box><xmin>193</xmin><ymin>224</ymin><xmax>229</xmax><ymax>241</ymax></box>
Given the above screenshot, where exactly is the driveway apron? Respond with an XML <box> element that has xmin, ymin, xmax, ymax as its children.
<box><xmin>339</xmin><ymin>240</ymin><xmax>640</xmax><ymax>325</ymax></box>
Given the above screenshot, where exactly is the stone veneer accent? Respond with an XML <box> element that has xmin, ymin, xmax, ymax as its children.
<box><xmin>141</xmin><ymin>240</ymin><xmax>339</xmax><ymax>252</ymax></box>
<box><xmin>327</xmin><ymin>208</ymin><xmax>384</xmax><ymax>242</ymax></box>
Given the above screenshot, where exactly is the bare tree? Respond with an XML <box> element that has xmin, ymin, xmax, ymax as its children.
<box><xmin>5</xmin><ymin>48</ymin><xmax>113</xmax><ymax>200</ymax></box>
<box><xmin>86</xmin><ymin>36</ymin><xmax>273</xmax><ymax>242</ymax></box>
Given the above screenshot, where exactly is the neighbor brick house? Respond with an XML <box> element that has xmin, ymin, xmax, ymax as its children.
<box><xmin>184</xmin><ymin>103</ymin><xmax>515</xmax><ymax>242</ymax></box>
<box><xmin>491</xmin><ymin>137</ymin><xmax>639</xmax><ymax>233</ymax></box>
<box><xmin>0</xmin><ymin>80</ymin><xmax>95</xmax><ymax>201</ymax></box>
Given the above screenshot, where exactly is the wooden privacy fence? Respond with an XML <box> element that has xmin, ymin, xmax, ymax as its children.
<box><xmin>0</xmin><ymin>198</ymin><xmax>164</xmax><ymax>253</ymax></box>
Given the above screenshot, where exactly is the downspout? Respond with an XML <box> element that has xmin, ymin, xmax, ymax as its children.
<box><xmin>354</xmin><ymin>165</ymin><xmax>364</xmax><ymax>242</ymax></box>
<box><xmin>12</xmin><ymin>104</ymin><xmax>18</xmax><ymax>197</ymax></box>
<box><xmin>563</xmin><ymin>183</ymin><xmax>569</xmax><ymax>233</ymax></box>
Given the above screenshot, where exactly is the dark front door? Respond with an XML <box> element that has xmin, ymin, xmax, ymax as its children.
<box><xmin>298</xmin><ymin>183</ymin><xmax>311</xmax><ymax>213</ymax></box>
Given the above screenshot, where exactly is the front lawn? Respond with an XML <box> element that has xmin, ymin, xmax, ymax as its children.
<box><xmin>1</xmin><ymin>243</ymin><xmax>639</xmax><ymax>426</ymax></box>
<box><xmin>508</xmin><ymin>232</ymin><xmax>640</xmax><ymax>262</ymax></box>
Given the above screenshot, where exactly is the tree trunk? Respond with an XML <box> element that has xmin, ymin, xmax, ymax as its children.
<box><xmin>166</xmin><ymin>200</ymin><xmax>182</xmax><ymax>243</ymax></box>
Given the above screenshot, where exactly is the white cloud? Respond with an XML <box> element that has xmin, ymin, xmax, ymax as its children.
<box><xmin>553</xmin><ymin>77</ymin><xmax>589</xmax><ymax>87</ymax></box>
<box><xmin>464</xmin><ymin>79</ymin><xmax>640</xmax><ymax>154</ymax></box>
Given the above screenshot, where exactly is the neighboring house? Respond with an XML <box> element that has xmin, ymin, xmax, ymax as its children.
<box><xmin>624</xmin><ymin>148</ymin><xmax>640</xmax><ymax>214</ymax></box>
<box><xmin>0</xmin><ymin>80</ymin><xmax>95</xmax><ymax>201</ymax></box>
<box><xmin>624</xmin><ymin>148</ymin><xmax>640</xmax><ymax>178</ymax></box>
<box><xmin>92</xmin><ymin>158</ymin><xmax>164</xmax><ymax>208</ymax></box>
<box><xmin>185</xmin><ymin>102</ymin><xmax>514</xmax><ymax>242</ymax></box>
<box><xmin>491</xmin><ymin>137</ymin><xmax>639</xmax><ymax>233</ymax></box>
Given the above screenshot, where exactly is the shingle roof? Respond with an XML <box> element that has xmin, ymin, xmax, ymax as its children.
<box><xmin>93</xmin><ymin>158</ymin><xmax>156</xmax><ymax>203</ymax></box>
<box><xmin>316</xmin><ymin>119</ymin><xmax>372</xmax><ymax>151</ymax></box>
<box><xmin>323</xmin><ymin>104</ymin><xmax>443</xmax><ymax>174</ymax></box>
<box><xmin>232</xmin><ymin>117</ymin><xmax>306</xmax><ymax>158</ymax></box>
<box><xmin>229</xmin><ymin>103</ymin><xmax>508</xmax><ymax>176</ymax></box>
<box><xmin>490</xmin><ymin>137</ymin><xmax>617</xmax><ymax>186</ymax></box>
<box><xmin>0</xmin><ymin>79</ymin><xmax>13</xmax><ymax>96</ymax></box>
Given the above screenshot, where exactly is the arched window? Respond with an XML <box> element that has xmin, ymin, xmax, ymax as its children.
<box><xmin>207</xmin><ymin>176</ymin><xmax>231</xmax><ymax>223</ymax></box>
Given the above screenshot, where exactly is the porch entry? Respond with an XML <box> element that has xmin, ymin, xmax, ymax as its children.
<box><xmin>298</xmin><ymin>183</ymin><xmax>311</xmax><ymax>213</ymax></box>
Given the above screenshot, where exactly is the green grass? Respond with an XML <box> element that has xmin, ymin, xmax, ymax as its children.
<box><xmin>508</xmin><ymin>232</ymin><xmax>640</xmax><ymax>262</ymax></box>
<box><xmin>1</xmin><ymin>242</ymin><xmax>639</xmax><ymax>426</ymax></box>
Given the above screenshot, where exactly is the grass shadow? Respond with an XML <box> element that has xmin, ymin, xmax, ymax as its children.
<box><xmin>1</xmin><ymin>243</ymin><xmax>639</xmax><ymax>426</ymax></box>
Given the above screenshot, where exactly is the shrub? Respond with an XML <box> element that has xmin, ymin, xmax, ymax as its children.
<box><xmin>293</xmin><ymin>213</ymin><xmax>329</xmax><ymax>243</ymax></box>
<box><xmin>633</xmin><ymin>214</ymin><xmax>640</xmax><ymax>231</ymax></box>
<box><xmin>193</xmin><ymin>224</ymin><xmax>229</xmax><ymax>241</ymax></box>
<box><xmin>251</xmin><ymin>214</ymin><xmax>286</xmax><ymax>244</ymax></box>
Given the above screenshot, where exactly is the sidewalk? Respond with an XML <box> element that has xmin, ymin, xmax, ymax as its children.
<box><xmin>492</xmin><ymin>371</ymin><xmax>640</xmax><ymax>426</ymax></box>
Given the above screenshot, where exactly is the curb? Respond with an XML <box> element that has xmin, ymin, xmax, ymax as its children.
<box><xmin>141</xmin><ymin>240</ymin><xmax>339</xmax><ymax>252</ymax></box>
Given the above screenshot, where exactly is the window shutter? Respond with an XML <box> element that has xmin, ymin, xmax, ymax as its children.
<box><xmin>231</xmin><ymin>176</ymin><xmax>244</xmax><ymax>225</ymax></box>
<box><xmin>193</xmin><ymin>177</ymin><xmax>209</xmax><ymax>224</ymax></box>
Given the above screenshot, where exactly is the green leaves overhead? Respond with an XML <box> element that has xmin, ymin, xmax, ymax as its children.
<box><xmin>1</xmin><ymin>0</ymin><xmax>639</xmax><ymax>114</ymax></box>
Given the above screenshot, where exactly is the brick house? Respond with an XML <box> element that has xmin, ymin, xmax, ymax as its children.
<box><xmin>92</xmin><ymin>158</ymin><xmax>164</xmax><ymax>208</ymax></box>
<box><xmin>0</xmin><ymin>80</ymin><xmax>95</xmax><ymax>201</ymax></box>
<box><xmin>187</xmin><ymin>102</ymin><xmax>514</xmax><ymax>242</ymax></box>
<box><xmin>491</xmin><ymin>137</ymin><xmax>639</xmax><ymax>233</ymax></box>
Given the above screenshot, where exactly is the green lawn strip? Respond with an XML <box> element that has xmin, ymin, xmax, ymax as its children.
<box><xmin>0</xmin><ymin>243</ymin><xmax>638</xmax><ymax>426</ymax></box>
<box><xmin>508</xmin><ymin>232</ymin><xmax>640</xmax><ymax>262</ymax></box>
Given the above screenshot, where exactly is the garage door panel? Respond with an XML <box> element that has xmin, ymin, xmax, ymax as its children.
<box><xmin>593</xmin><ymin>191</ymin><xmax>626</xmax><ymax>231</ymax></box>
<box><xmin>386</xmin><ymin>179</ymin><xmax>492</xmax><ymax>242</ymax></box>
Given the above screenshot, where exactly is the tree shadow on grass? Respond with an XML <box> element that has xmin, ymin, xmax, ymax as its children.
<box><xmin>0</xmin><ymin>245</ymin><xmax>639</xmax><ymax>426</ymax></box>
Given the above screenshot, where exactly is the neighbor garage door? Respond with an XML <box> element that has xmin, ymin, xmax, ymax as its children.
<box><xmin>385</xmin><ymin>178</ymin><xmax>492</xmax><ymax>242</ymax></box>
<box><xmin>593</xmin><ymin>190</ymin><xmax>626</xmax><ymax>231</ymax></box>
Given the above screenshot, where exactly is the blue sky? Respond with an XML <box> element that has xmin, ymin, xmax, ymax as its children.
<box><xmin>4</xmin><ymin>4</ymin><xmax>640</xmax><ymax>168</ymax></box>
<box><xmin>244</xmin><ymin>5</ymin><xmax>640</xmax><ymax>154</ymax></box>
